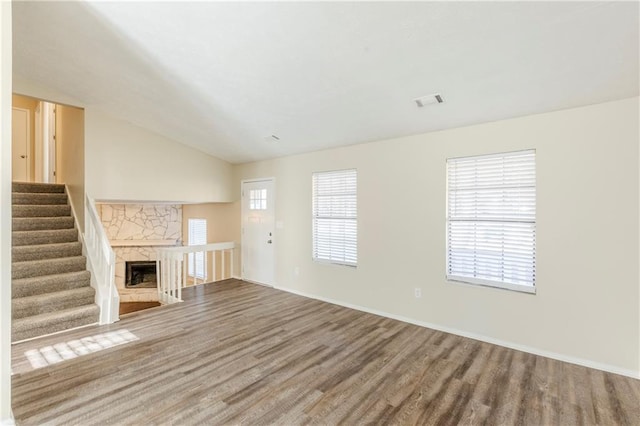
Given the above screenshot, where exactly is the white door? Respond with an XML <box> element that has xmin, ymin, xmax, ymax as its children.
<box><xmin>241</xmin><ymin>179</ymin><xmax>275</xmax><ymax>286</ymax></box>
<box><xmin>12</xmin><ymin>108</ymin><xmax>30</xmax><ymax>182</ymax></box>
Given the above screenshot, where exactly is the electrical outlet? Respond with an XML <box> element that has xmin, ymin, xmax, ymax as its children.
<box><xmin>414</xmin><ymin>288</ymin><xmax>422</xmax><ymax>298</ymax></box>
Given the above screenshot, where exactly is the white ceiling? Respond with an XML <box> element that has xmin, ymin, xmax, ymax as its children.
<box><xmin>12</xmin><ymin>1</ymin><xmax>639</xmax><ymax>164</ymax></box>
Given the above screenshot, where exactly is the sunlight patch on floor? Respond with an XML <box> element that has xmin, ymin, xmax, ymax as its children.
<box><xmin>24</xmin><ymin>329</ymin><xmax>139</xmax><ymax>370</ymax></box>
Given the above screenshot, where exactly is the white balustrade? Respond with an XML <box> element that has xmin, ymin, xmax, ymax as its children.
<box><xmin>156</xmin><ymin>242</ymin><xmax>236</xmax><ymax>304</ymax></box>
<box><xmin>84</xmin><ymin>195</ymin><xmax>119</xmax><ymax>324</ymax></box>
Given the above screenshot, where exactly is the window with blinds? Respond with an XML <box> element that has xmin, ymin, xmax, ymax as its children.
<box><xmin>446</xmin><ymin>150</ymin><xmax>536</xmax><ymax>293</ymax></box>
<box><xmin>188</xmin><ymin>218</ymin><xmax>207</xmax><ymax>279</ymax></box>
<box><xmin>312</xmin><ymin>169</ymin><xmax>357</xmax><ymax>266</ymax></box>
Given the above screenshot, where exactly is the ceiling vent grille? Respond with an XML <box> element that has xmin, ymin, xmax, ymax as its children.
<box><xmin>415</xmin><ymin>93</ymin><xmax>444</xmax><ymax>107</ymax></box>
<box><xmin>264</xmin><ymin>135</ymin><xmax>280</xmax><ymax>142</ymax></box>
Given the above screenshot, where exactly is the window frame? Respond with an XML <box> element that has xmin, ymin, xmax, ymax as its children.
<box><xmin>187</xmin><ymin>218</ymin><xmax>207</xmax><ymax>280</ymax></box>
<box><xmin>312</xmin><ymin>168</ymin><xmax>358</xmax><ymax>267</ymax></box>
<box><xmin>446</xmin><ymin>149</ymin><xmax>536</xmax><ymax>294</ymax></box>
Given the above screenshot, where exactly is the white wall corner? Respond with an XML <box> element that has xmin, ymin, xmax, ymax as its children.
<box><xmin>0</xmin><ymin>1</ymin><xmax>13</xmax><ymax>424</ymax></box>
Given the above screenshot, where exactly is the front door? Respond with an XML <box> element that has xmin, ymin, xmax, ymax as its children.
<box><xmin>12</xmin><ymin>107</ymin><xmax>30</xmax><ymax>182</ymax></box>
<box><xmin>241</xmin><ymin>179</ymin><xmax>275</xmax><ymax>286</ymax></box>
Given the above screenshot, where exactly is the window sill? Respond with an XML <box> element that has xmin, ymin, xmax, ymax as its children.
<box><xmin>313</xmin><ymin>258</ymin><xmax>357</xmax><ymax>269</ymax></box>
<box><xmin>447</xmin><ymin>275</ymin><xmax>536</xmax><ymax>294</ymax></box>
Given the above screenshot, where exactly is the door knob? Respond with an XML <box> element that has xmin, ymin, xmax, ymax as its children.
<box><xmin>20</xmin><ymin>155</ymin><xmax>26</xmax><ymax>159</ymax></box>
<box><xmin>267</xmin><ymin>240</ymin><xmax>272</xmax><ymax>244</ymax></box>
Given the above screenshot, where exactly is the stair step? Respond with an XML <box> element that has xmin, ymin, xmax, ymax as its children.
<box><xmin>12</xmin><ymin>287</ymin><xmax>96</xmax><ymax>319</ymax></box>
<box><xmin>12</xmin><ymin>192</ymin><xmax>68</xmax><ymax>205</ymax></box>
<box><xmin>12</xmin><ymin>304</ymin><xmax>99</xmax><ymax>342</ymax></box>
<box><xmin>13</xmin><ymin>204</ymin><xmax>71</xmax><ymax>218</ymax></box>
<box><xmin>12</xmin><ymin>182</ymin><xmax>65</xmax><ymax>194</ymax></box>
<box><xmin>12</xmin><ymin>256</ymin><xmax>86</xmax><ymax>280</ymax></box>
<box><xmin>12</xmin><ymin>242</ymin><xmax>83</xmax><ymax>262</ymax></box>
<box><xmin>13</xmin><ymin>271</ymin><xmax>92</xmax><ymax>299</ymax></box>
<box><xmin>13</xmin><ymin>228</ymin><xmax>78</xmax><ymax>246</ymax></box>
<box><xmin>13</xmin><ymin>216</ymin><xmax>75</xmax><ymax>231</ymax></box>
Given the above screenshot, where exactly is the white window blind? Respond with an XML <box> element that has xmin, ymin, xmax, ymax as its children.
<box><xmin>188</xmin><ymin>218</ymin><xmax>207</xmax><ymax>279</ymax></box>
<box><xmin>446</xmin><ymin>150</ymin><xmax>536</xmax><ymax>293</ymax></box>
<box><xmin>312</xmin><ymin>169</ymin><xmax>357</xmax><ymax>266</ymax></box>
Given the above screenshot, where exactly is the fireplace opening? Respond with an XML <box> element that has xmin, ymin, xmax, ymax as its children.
<box><xmin>125</xmin><ymin>261</ymin><xmax>157</xmax><ymax>289</ymax></box>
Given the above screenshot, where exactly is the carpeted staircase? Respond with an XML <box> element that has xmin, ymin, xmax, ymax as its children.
<box><xmin>12</xmin><ymin>182</ymin><xmax>99</xmax><ymax>342</ymax></box>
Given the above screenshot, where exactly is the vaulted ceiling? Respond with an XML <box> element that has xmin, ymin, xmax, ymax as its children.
<box><xmin>12</xmin><ymin>1</ymin><xmax>639</xmax><ymax>164</ymax></box>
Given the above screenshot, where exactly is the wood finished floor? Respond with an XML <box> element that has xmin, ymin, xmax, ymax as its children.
<box><xmin>11</xmin><ymin>279</ymin><xmax>640</xmax><ymax>425</ymax></box>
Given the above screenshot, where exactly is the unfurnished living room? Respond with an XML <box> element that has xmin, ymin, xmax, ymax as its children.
<box><xmin>0</xmin><ymin>1</ymin><xmax>639</xmax><ymax>425</ymax></box>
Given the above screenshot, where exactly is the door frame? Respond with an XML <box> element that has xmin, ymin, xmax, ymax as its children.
<box><xmin>34</xmin><ymin>101</ymin><xmax>57</xmax><ymax>183</ymax></box>
<box><xmin>12</xmin><ymin>107</ymin><xmax>31</xmax><ymax>182</ymax></box>
<box><xmin>240</xmin><ymin>177</ymin><xmax>276</xmax><ymax>287</ymax></box>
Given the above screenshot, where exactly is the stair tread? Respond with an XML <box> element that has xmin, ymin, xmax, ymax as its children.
<box><xmin>13</xmin><ymin>304</ymin><xmax>98</xmax><ymax>323</ymax></box>
<box><xmin>13</xmin><ymin>287</ymin><xmax>95</xmax><ymax>316</ymax></box>
<box><xmin>14</xmin><ymin>286</ymin><xmax>95</xmax><ymax>304</ymax></box>
<box><xmin>13</xmin><ymin>216</ymin><xmax>73</xmax><ymax>219</ymax></box>
<box><xmin>13</xmin><ymin>270</ymin><xmax>92</xmax><ymax>298</ymax></box>
<box><xmin>13</xmin><ymin>270</ymin><xmax>91</xmax><ymax>285</ymax></box>
<box><xmin>12</xmin><ymin>304</ymin><xmax>99</xmax><ymax>335</ymax></box>
<box><xmin>12</xmin><ymin>193</ymin><xmax>68</xmax><ymax>205</ymax></box>
<box><xmin>13</xmin><ymin>205</ymin><xmax>72</xmax><ymax>217</ymax></box>
<box><xmin>13</xmin><ymin>241</ymin><xmax>82</xmax><ymax>251</ymax></box>
<box><xmin>12</xmin><ymin>228</ymin><xmax>78</xmax><ymax>247</ymax></box>
<box><xmin>12</xmin><ymin>242</ymin><xmax>83</xmax><ymax>263</ymax></box>
<box><xmin>12</xmin><ymin>182</ymin><xmax>66</xmax><ymax>193</ymax></box>
<box><xmin>12</xmin><ymin>256</ymin><xmax>86</xmax><ymax>280</ymax></box>
<box><xmin>12</xmin><ymin>287</ymin><xmax>96</xmax><ymax>320</ymax></box>
<box><xmin>13</xmin><ymin>229</ymin><xmax>77</xmax><ymax>235</ymax></box>
<box><xmin>13</xmin><ymin>205</ymin><xmax>71</xmax><ymax>210</ymax></box>
<box><xmin>13</xmin><ymin>216</ymin><xmax>75</xmax><ymax>231</ymax></box>
<box><xmin>13</xmin><ymin>255</ymin><xmax>86</xmax><ymax>267</ymax></box>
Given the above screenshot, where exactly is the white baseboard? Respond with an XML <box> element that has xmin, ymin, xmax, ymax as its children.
<box><xmin>0</xmin><ymin>412</ymin><xmax>15</xmax><ymax>426</ymax></box>
<box><xmin>11</xmin><ymin>322</ymin><xmax>99</xmax><ymax>347</ymax></box>
<box><xmin>276</xmin><ymin>285</ymin><xmax>640</xmax><ymax>380</ymax></box>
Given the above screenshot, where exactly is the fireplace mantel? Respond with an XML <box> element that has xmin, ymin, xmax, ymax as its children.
<box><xmin>110</xmin><ymin>240</ymin><xmax>177</xmax><ymax>247</ymax></box>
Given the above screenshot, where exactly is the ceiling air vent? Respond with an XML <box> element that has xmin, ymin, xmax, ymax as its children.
<box><xmin>414</xmin><ymin>93</ymin><xmax>444</xmax><ymax>107</ymax></box>
<box><xmin>263</xmin><ymin>135</ymin><xmax>280</xmax><ymax>142</ymax></box>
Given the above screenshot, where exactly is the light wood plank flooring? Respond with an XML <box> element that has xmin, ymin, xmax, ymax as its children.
<box><xmin>11</xmin><ymin>279</ymin><xmax>640</xmax><ymax>425</ymax></box>
<box><xmin>119</xmin><ymin>301</ymin><xmax>162</xmax><ymax>315</ymax></box>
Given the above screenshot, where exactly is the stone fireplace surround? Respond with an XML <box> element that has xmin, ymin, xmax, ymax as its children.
<box><xmin>99</xmin><ymin>204</ymin><xmax>182</xmax><ymax>302</ymax></box>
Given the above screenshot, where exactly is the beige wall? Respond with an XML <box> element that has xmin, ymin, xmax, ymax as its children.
<box><xmin>234</xmin><ymin>97</ymin><xmax>640</xmax><ymax>376</ymax></box>
<box><xmin>56</xmin><ymin>104</ymin><xmax>85</xmax><ymax>232</ymax></box>
<box><xmin>12</xmin><ymin>93</ymin><xmax>38</xmax><ymax>181</ymax></box>
<box><xmin>84</xmin><ymin>110</ymin><xmax>233</xmax><ymax>204</ymax></box>
<box><xmin>183</xmin><ymin>202</ymin><xmax>241</xmax><ymax>280</ymax></box>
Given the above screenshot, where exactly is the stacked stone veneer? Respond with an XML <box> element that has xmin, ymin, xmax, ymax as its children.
<box><xmin>99</xmin><ymin>204</ymin><xmax>182</xmax><ymax>302</ymax></box>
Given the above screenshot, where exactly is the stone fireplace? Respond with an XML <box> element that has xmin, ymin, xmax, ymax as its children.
<box><xmin>99</xmin><ymin>204</ymin><xmax>182</xmax><ymax>302</ymax></box>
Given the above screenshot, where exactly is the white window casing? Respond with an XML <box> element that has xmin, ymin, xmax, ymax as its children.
<box><xmin>446</xmin><ymin>150</ymin><xmax>536</xmax><ymax>293</ymax></box>
<box><xmin>312</xmin><ymin>169</ymin><xmax>357</xmax><ymax>267</ymax></box>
